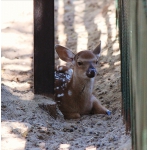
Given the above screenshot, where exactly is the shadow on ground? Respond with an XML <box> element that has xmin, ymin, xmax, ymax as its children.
<box><xmin>1</xmin><ymin>0</ymin><xmax>131</xmax><ymax>149</ymax></box>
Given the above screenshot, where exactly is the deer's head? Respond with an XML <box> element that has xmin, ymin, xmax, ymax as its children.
<box><xmin>55</xmin><ymin>42</ymin><xmax>101</xmax><ymax>79</ymax></box>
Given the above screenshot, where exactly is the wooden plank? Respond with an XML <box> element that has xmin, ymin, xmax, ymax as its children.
<box><xmin>34</xmin><ymin>0</ymin><xmax>54</xmax><ymax>95</ymax></box>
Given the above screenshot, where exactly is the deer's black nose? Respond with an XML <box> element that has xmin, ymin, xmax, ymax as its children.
<box><xmin>86</xmin><ymin>65</ymin><xmax>97</xmax><ymax>78</ymax></box>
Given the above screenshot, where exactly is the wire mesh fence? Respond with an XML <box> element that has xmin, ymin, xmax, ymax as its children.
<box><xmin>117</xmin><ymin>0</ymin><xmax>147</xmax><ymax>149</ymax></box>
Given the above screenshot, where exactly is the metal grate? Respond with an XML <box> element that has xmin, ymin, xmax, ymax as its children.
<box><xmin>117</xmin><ymin>0</ymin><xmax>147</xmax><ymax>149</ymax></box>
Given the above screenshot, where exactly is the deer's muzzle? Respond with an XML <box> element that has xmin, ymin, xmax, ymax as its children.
<box><xmin>86</xmin><ymin>65</ymin><xmax>97</xmax><ymax>78</ymax></box>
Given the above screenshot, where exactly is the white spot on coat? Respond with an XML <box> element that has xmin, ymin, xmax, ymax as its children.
<box><xmin>68</xmin><ymin>90</ymin><xmax>72</xmax><ymax>96</ymax></box>
<box><xmin>65</xmin><ymin>83</ymin><xmax>67</xmax><ymax>87</ymax></box>
<box><xmin>59</xmin><ymin>67</ymin><xmax>63</xmax><ymax>71</ymax></box>
<box><xmin>66</xmin><ymin>74</ymin><xmax>72</xmax><ymax>80</ymax></box>
<box><xmin>66</xmin><ymin>69</ymin><xmax>73</xmax><ymax>76</ymax></box>
<box><xmin>57</xmin><ymin>93</ymin><xmax>64</xmax><ymax>98</ymax></box>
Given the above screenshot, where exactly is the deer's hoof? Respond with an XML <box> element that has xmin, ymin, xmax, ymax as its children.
<box><xmin>106</xmin><ymin>110</ymin><xmax>111</xmax><ymax>116</ymax></box>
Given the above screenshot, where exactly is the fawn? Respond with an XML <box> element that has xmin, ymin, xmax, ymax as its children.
<box><xmin>55</xmin><ymin>42</ymin><xmax>111</xmax><ymax>119</ymax></box>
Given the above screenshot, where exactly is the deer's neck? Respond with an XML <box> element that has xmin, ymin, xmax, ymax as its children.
<box><xmin>70</xmin><ymin>74</ymin><xmax>95</xmax><ymax>96</ymax></box>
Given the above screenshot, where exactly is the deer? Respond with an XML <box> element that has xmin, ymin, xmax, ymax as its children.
<box><xmin>54</xmin><ymin>41</ymin><xmax>111</xmax><ymax>119</ymax></box>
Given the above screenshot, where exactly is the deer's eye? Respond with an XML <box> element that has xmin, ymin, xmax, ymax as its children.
<box><xmin>77</xmin><ymin>62</ymin><xmax>83</xmax><ymax>66</ymax></box>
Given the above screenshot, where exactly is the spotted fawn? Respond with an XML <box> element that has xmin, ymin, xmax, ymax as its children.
<box><xmin>54</xmin><ymin>42</ymin><xmax>111</xmax><ymax>119</ymax></box>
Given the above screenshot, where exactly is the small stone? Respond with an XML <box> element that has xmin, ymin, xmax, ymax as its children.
<box><xmin>21</xmin><ymin>130</ymin><xmax>29</xmax><ymax>138</ymax></box>
<box><xmin>12</xmin><ymin>128</ymin><xmax>21</xmax><ymax>134</ymax></box>
<box><xmin>2</xmin><ymin>104</ymin><xmax>6</xmax><ymax>108</ymax></box>
<box><xmin>38</xmin><ymin>142</ymin><xmax>45</xmax><ymax>148</ymax></box>
<box><xmin>69</xmin><ymin>129</ymin><xmax>74</xmax><ymax>132</ymax></box>
<box><xmin>97</xmin><ymin>143</ymin><xmax>101</xmax><ymax>148</ymax></box>
<box><xmin>37</xmin><ymin>135</ymin><xmax>45</xmax><ymax>140</ymax></box>
<box><xmin>82</xmin><ymin>129</ymin><xmax>86</xmax><ymax>132</ymax></box>
<box><xmin>113</xmin><ymin>136</ymin><xmax>118</xmax><ymax>141</ymax></box>
<box><xmin>52</xmin><ymin>131</ymin><xmax>56</xmax><ymax>135</ymax></box>
<box><xmin>96</xmin><ymin>121</ymin><xmax>102</xmax><ymax>126</ymax></box>
<box><xmin>72</xmin><ymin>126</ymin><xmax>77</xmax><ymax>130</ymax></box>
<box><xmin>95</xmin><ymin>132</ymin><xmax>99</xmax><ymax>136</ymax></box>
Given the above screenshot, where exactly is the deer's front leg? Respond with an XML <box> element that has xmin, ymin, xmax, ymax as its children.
<box><xmin>91</xmin><ymin>95</ymin><xmax>111</xmax><ymax>115</ymax></box>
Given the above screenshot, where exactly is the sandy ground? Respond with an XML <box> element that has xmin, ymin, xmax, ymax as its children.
<box><xmin>1</xmin><ymin>0</ymin><xmax>131</xmax><ymax>150</ymax></box>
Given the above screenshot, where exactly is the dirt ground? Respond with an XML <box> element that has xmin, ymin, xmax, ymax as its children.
<box><xmin>1</xmin><ymin>0</ymin><xmax>131</xmax><ymax>150</ymax></box>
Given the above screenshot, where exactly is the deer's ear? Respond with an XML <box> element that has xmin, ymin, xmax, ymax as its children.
<box><xmin>93</xmin><ymin>41</ymin><xmax>101</xmax><ymax>58</ymax></box>
<box><xmin>55</xmin><ymin>45</ymin><xmax>75</xmax><ymax>62</ymax></box>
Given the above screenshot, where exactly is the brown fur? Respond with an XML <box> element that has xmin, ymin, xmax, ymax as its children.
<box><xmin>55</xmin><ymin>43</ymin><xmax>109</xmax><ymax>119</ymax></box>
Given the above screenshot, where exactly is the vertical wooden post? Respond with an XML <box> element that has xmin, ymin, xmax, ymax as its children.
<box><xmin>34</xmin><ymin>0</ymin><xmax>54</xmax><ymax>95</ymax></box>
